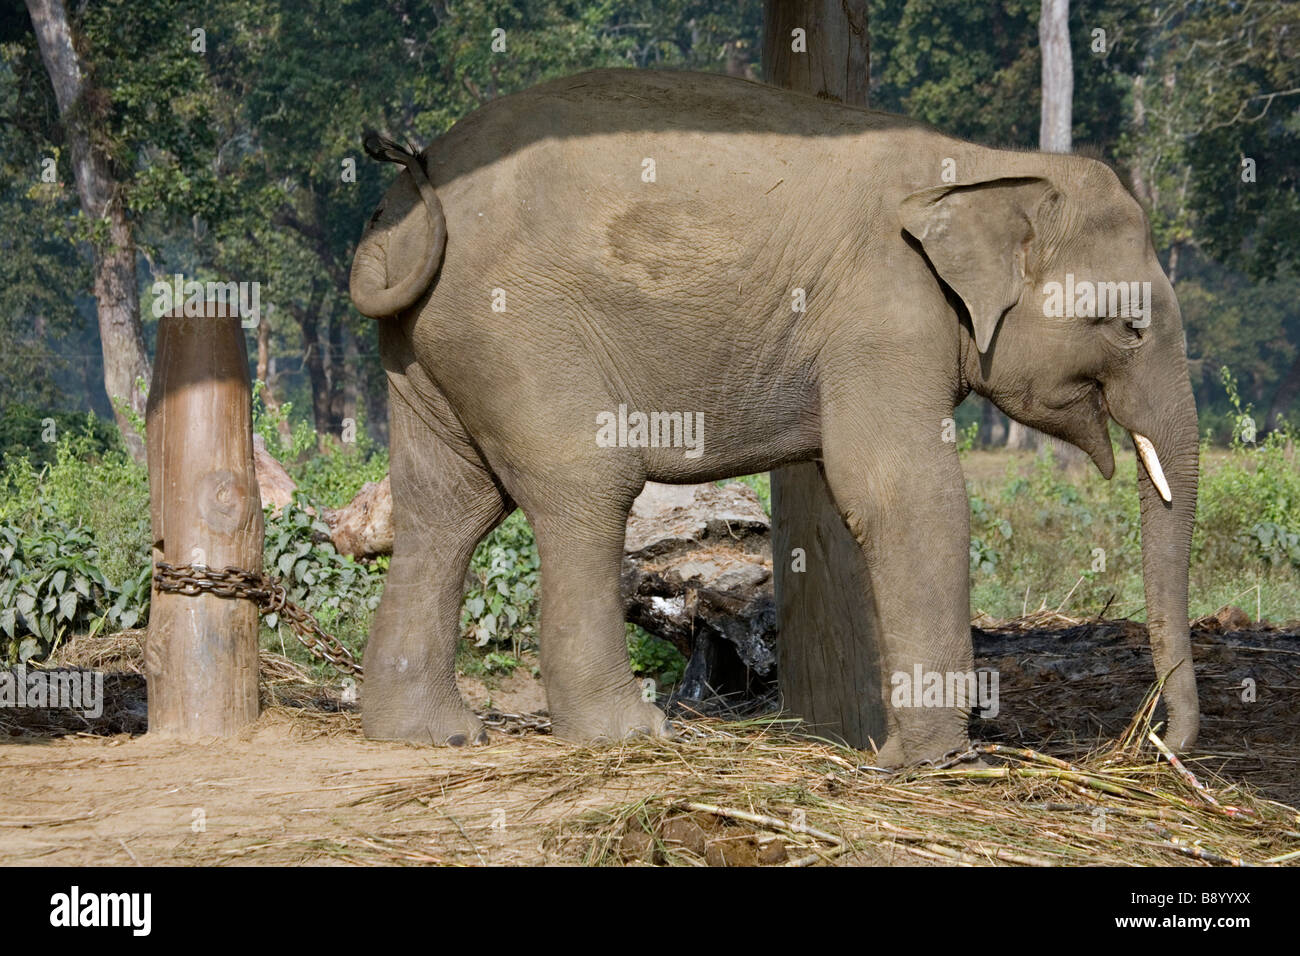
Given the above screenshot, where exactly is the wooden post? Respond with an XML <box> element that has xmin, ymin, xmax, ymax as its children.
<box><xmin>145</xmin><ymin>304</ymin><xmax>262</xmax><ymax>736</ymax></box>
<box><xmin>763</xmin><ymin>0</ymin><xmax>886</xmax><ymax>748</ymax></box>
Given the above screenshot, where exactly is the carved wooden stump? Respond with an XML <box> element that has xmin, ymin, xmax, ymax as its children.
<box><xmin>145</xmin><ymin>305</ymin><xmax>262</xmax><ymax>736</ymax></box>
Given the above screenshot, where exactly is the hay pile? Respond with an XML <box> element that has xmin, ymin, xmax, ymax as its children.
<box><xmin>352</xmin><ymin>705</ymin><xmax>1299</xmax><ymax>866</ymax></box>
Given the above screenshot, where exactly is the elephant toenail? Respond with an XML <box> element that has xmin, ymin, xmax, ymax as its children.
<box><xmin>446</xmin><ymin>733</ymin><xmax>468</xmax><ymax>747</ymax></box>
<box><xmin>473</xmin><ymin>730</ymin><xmax>489</xmax><ymax>745</ymax></box>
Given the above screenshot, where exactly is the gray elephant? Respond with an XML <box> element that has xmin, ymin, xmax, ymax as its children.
<box><xmin>349</xmin><ymin>69</ymin><xmax>1198</xmax><ymax>765</ymax></box>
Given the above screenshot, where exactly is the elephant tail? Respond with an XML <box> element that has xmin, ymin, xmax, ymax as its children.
<box><xmin>349</xmin><ymin>131</ymin><xmax>448</xmax><ymax>319</ymax></box>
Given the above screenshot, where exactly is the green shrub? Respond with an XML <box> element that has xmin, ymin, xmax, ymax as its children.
<box><xmin>260</xmin><ymin>501</ymin><xmax>385</xmax><ymax>668</ymax></box>
<box><xmin>627</xmin><ymin>623</ymin><xmax>686</xmax><ymax>686</ymax></box>
<box><xmin>0</xmin><ymin>511</ymin><xmax>150</xmax><ymax>662</ymax></box>
<box><xmin>0</xmin><ymin>405</ymin><xmax>121</xmax><ymax>471</ymax></box>
<box><xmin>0</xmin><ymin>422</ymin><xmax>153</xmax><ymax>661</ymax></box>
<box><xmin>291</xmin><ymin>439</ymin><xmax>390</xmax><ymax>510</ymax></box>
<box><xmin>462</xmin><ymin>510</ymin><xmax>540</xmax><ymax>653</ymax></box>
<box><xmin>253</xmin><ymin>386</ymin><xmax>391</xmax><ymax>509</ymax></box>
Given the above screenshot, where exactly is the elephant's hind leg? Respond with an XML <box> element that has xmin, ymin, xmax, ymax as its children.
<box><xmin>361</xmin><ymin>391</ymin><xmax>509</xmax><ymax>746</ymax></box>
<box><xmin>526</xmin><ymin>482</ymin><xmax>672</xmax><ymax>744</ymax></box>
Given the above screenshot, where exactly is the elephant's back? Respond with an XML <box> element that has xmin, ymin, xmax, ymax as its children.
<box><xmin>422</xmin><ymin>69</ymin><xmax>914</xmax><ymax>188</ymax></box>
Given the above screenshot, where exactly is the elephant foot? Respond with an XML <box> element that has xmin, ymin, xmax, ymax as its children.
<box><xmin>873</xmin><ymin>734</ymin><xmax>972</xmax><ymax>770</ymax></box>
<box><xmin>362</xmin><ymin>695</ymin><xmax>489</xmax><ymax>747</ymax></box>
<box><xmin>1162</xmin><ymin>713</ymin><xmax>1199</xmax><ymax>752</ymax></box>
<box><xmin>549</xmin><ymin>686</ymin><xmax>673</xmax><ymax>745</ymax></box>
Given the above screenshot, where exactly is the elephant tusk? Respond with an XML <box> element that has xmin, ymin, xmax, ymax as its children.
<box><xmin>1132</xmin><ymin>433</ymin><xmax>1172</xmax><ymax>503</ymax></box>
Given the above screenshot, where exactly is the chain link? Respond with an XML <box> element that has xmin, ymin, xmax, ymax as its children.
<box><xmin>153</xmin><ymin>562</ymin><xmax>364</xmax><ymax>676</ymax></box>
<box><xmin>480</xmin><ymin>710</ymin><xmax>552</xmax><ymax>735</ymax></box>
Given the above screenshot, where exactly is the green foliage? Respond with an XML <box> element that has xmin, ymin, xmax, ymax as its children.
<box><xmin>1</xmin><ymin>425</ymin><xmax>152</xmax><ymax>592</ymax></box>
<box><xmin>260</xmin><ymin>501</ymin><xmax>384</xmax><ymax>666</ymax></box>
<box><xmin>0</xmin><ymin>406</ymin><xmax>121</xmax><ymax>471</ymax></box>
<box><xmin>968</xmin><ymin>403</ymin><xmax>1300</xmax><ymax>624</ymax></box>
<box><xmin>291</xmin><ymin>437</ymin><xmax>390</xmax><ymax>510</ymax></box>
<box><xmin>253</xmin><ymin>386</ymin><xmax>391</xmax><ymax>508</ymax></box>
<box><xmin>1194</xmin><ymin>371</ymin><xmax>1300</xmax><ymax>580</ymax></box>
<box><xmin>462</xmin><ymin>510</ymin><xmax>540</xmax><ymax>652</ymax></box>
<box><xmin>626</xmin><ymin>622</ymin><xmax>685</xmax><ymax>685</ymax></box>
<box><xmin>0</xmin><ymin>511</ymin><xmax>151</xmax><ymax>662</ymax></box>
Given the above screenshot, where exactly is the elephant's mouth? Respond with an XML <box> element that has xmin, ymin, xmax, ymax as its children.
<box><xmin>1067</xmin><ymin>382</ymin><xmax>1117</xmax><ymax>480</ymax></box>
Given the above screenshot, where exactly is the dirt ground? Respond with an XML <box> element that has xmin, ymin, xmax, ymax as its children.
<box><xmin>1</xmin><ymin>618</ymin><xmax>1296</xmax><ymax>866</ymax></box>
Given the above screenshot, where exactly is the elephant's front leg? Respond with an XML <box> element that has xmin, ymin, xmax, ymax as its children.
<box><xmin>820</xmin><ymin>398</ymin><xmax>975</xmax><ymax>767</ymax></box>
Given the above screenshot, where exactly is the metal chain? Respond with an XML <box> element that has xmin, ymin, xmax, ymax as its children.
<box><xmin>481</xmin><ymin>710</ymin><xmax>552</xmax><ymax>735</ymax></box>
<box><xmin>153</xmin><ymin>562</ymin><xmax>364</xmax><ymax>676</ymax></box>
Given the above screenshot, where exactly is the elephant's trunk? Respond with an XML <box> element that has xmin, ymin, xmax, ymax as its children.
<box><xmin>349</xmin><ymin>132</ymin><xmax>447</xmax><ymax>319</ymax></box>
<box><xmin>1118</xmin><ymin>375</ymin><xmax>1200</xmax><ymax>750</ymax></box>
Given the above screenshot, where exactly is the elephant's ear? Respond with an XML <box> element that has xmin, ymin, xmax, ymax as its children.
<box><xmin>898</xmin><ymin>177</ymin><xmax>1055</xmax><ymax>354</ymax></box>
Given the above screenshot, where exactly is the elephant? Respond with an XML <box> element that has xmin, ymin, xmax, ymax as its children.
<box><xmin>349</xmin><ymin>68</ymin><xmax>1198</xmax><ymax>765</ymax></box>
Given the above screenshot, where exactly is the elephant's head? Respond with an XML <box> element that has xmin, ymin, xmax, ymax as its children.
<box><xmin>900</xmin><ymin>159</ymin><xmax>1200</xmax><ymax>748</ymax></box>
<box><xmin>349</xmin><ymin>132</ymin><xmax>447</xmax><ymax>319</ymax></box>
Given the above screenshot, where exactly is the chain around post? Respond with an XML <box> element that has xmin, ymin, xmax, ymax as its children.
<box><xmin>153</xmin><ymin>562</ymin><xmax>363</xmax><ymax>677</ymax></box>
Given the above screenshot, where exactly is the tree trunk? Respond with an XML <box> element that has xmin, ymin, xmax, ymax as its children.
<box><xmin>979</xmin><ymin>396</ymin><xmax>1007</xmax><ymax>446</ymax></box>
<box><xmin>1038</xmin><ymin>0</ymin><xmax>1073</xmax><ymax>154</ymax></box>
<box><xmin>289</xmin><ymin>288</ymin><xmax>336</xmax><ymax>442</ymax></box>
<box><xmin>255</xmin><ymin>309</ymin><xmax>293</xmax><ymax>445</ymax></box>
<box><xmin>1006</xmin><ymin>1</ymin><xmax>1085</xmax><ymax>463</ymax></box>
<box><xmin>1266</xmin><ymin>349</ymin><xmax>1300</xmax><ymax>434</ymax></box>
<box><xmin>763</xmin><ymin>0</ymin><xmax>885</xmax><ymax>749</ymax></box>
<box><xmin>26</xmin><ymin>0</ymin><xmax>150</xmax><ymax>462</ymax></box>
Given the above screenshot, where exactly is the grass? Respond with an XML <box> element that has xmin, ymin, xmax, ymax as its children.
<box><xmin>962</xmin><ymin>437</ymin><xmax>1300</xmax><ymax>623</ymax></box>
<box><xmin>353</xmin><ymin>709</ymin><xmax>1299</xmax><ymax>868</ymax></box>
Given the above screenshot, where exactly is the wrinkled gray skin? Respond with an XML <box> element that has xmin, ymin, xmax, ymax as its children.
<box><xmin>351</xmin><ymin>69</ymin><xmax>1198</xmax><ymax>764</ymax></box>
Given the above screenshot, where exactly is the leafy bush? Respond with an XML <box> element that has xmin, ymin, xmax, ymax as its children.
<box><xmin>291</xmin><ymin>438</ymin><xmax>390</xmax><ymax>509</ymax></box>
<box><xmin>0</xmin><ymin>511</ymin><xmax>150</xmax><ymax>662</ymax></box>
<box><xmin>0</xmin><ymin>405</ymin><xmax>121</xmax><ymax>471</ymax></box>
<box><xmin>627</xmin><ymin>623</ymin><xmax>685</xmax><ymax>686</ymax></box>
<box><xmin>462</xmin><ymin>510</ymin><xmax>540</xmax><ymax>653</ymax></box>
<box><xmin>260</xmin><ymin>502</ymin><xmax>385</xmax><ymax>667</ymax></box>
<box><xmin>0</xmin><ymin>422</ymin><xmax>153</xmax><ymax>661</ymax></box>
<box><xmin>966</xmin><ymin>394</ymin><xmax>1300</xmax><ymax>623</ymax></box>
<box><xmin>253</xmin><ymin>385</ymin><xmax>390</xmax><ymax>509</ymax></box>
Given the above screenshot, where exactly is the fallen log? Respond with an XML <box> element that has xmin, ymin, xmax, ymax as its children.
<box><xmin>323</xmin><ymin>475</ymin><xmax>393</xmax><ymax>559</ymax></box>
<box><xmin>622</xmin><ymin>482</ymin><xmax>776</xmax><ymax>703</ymax></box>
<box><xmin>251</xmin><ymin>442</ymin><xmax>394</xmax><ymax>558</ymax></box>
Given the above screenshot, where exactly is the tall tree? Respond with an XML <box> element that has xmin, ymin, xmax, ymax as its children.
<box><xmin>24</xmin><ymin>0</ymin><xmax>150</xmax><ymax>460</ymax></box>
<box><xmin>764</xmin><ymin>0</ymin><xmax>885</xmax><ymax>750</ymax></box>
<box><xmin>1006</xmin><ymin>0</ymin><xmax>1074</xmax><ymax>453</ymax></box>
